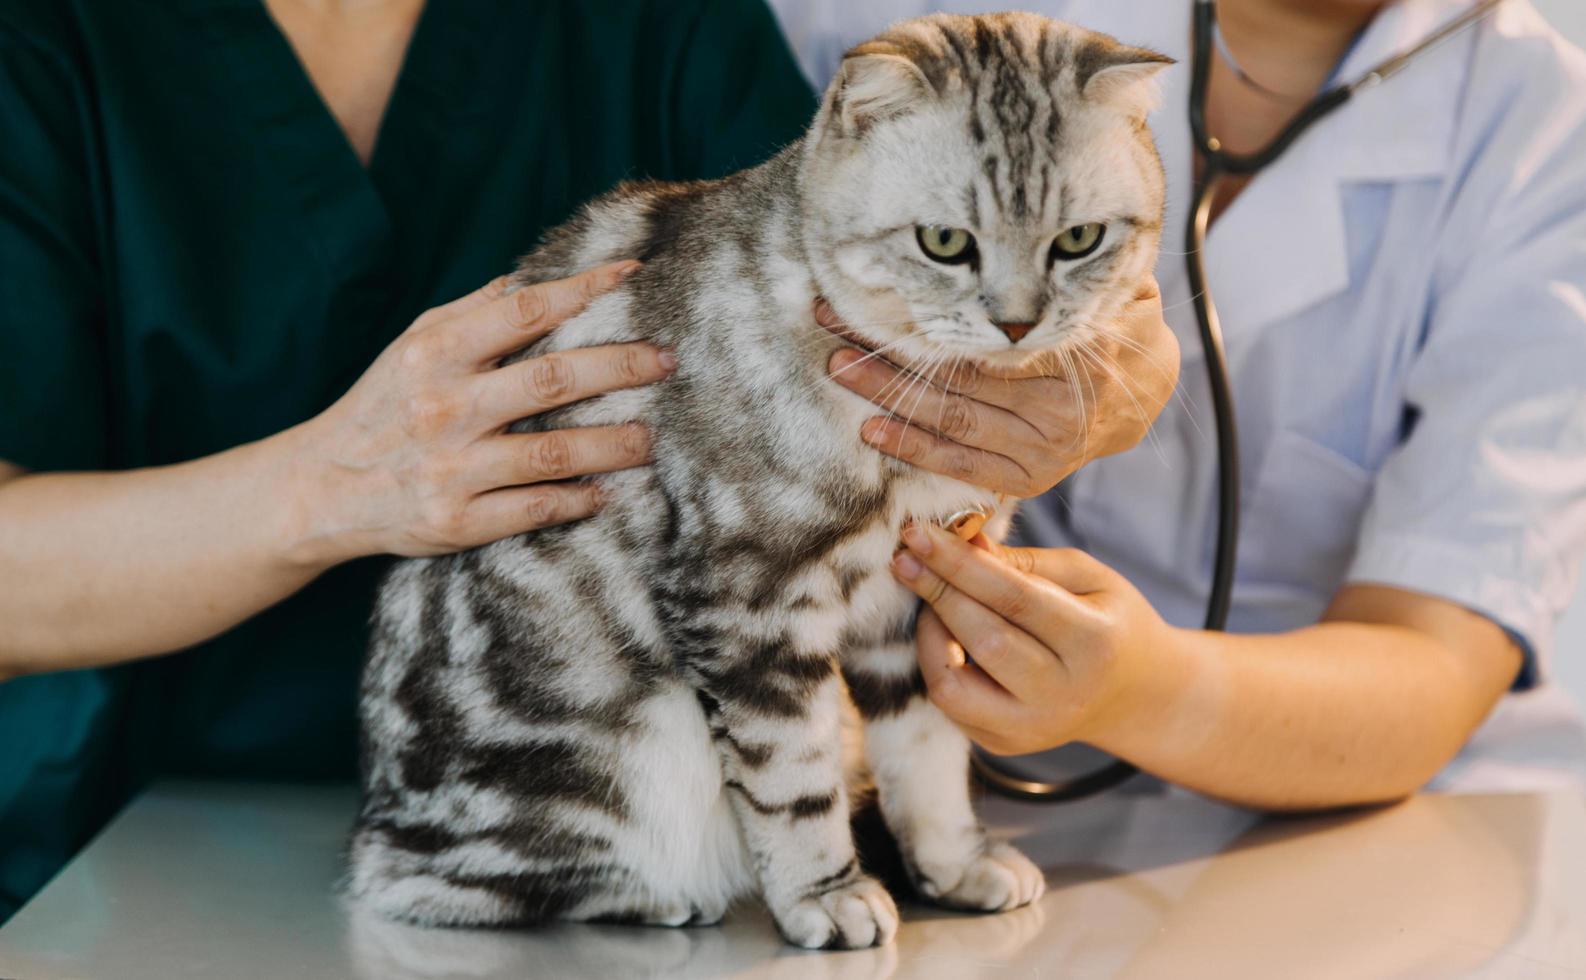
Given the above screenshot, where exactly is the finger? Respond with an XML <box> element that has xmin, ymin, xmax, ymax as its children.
<box><xmin>827</xmin><ymin>348</ymin><xmax>1042</xmax><ymax>451</ymax></box>
<box><xmin>899</xmin><ymin>523</ymin><xmax>1096</xmax><ymax>644</ymax></box>
<box><xmin>447</xmin><ymin>260</ymin><xmax>641</xmax><ymax>365</ymax></box>
<box><xmin>812</xmin><ymin>297</ymin><xmax>885</xmax><ymax>346</ymax></box>
<box><xmin>460</xmin><ymin>481</ymin><xmax>604</xmax><ymax>543</ymax></box>
<box><xmin>899</xmin><ymin>524</ymin><xmax>1096</xmax><ymax>661</ymax></box>
<box><xmin>955</xmin><ymin>718</ymin><xmax>1027</xmax><ymax>755</ymax></box>
<box><xmin>918</xmin><ymin>610</ymin><xmax>1056</xmax><ymax>755</ymax></box>
<box><xmin>915</xmin><ymin>607</ymin><xmax>1029</xmax><ymax>730</ymax></box>
<box><xmin>475</xmin><ymin>342</ymin><xmax>676</xmax><ymax>425</ymax></box>
<box><xmin>859</xmin><ymin>417</ymin><xmax>1037</xmax><ymax>497</ymax></box>
<box><xmin>813</xmin><ymin>297</ymin><xmax>842</xmax><ymax>329</ymax></box>
<box><xmin>1108</xmin><ymin>293</ymin><xmax>1181</xmax><ymax>409</ymax></box>
<box><xmin>989</xmin><ymin>543</ymin><xmax>1112</xmax><ymax>595</ymax></box>
<box><xmin>472</xmin><ymin>424</ymin><xmax>652</xmax><ymax>488</ymax></box>
<box><xmin>403</xmin><ymin>277</ymin><xmax>512</xmax><ymax>335</ymax></box>
<box><xmin>1079</xmin><ymin>283</ymin><xmax>1179</xmax><ymax>396</ymax></box>
<box><xmin>893</xmin><ymin>548</ymin><xmax>1059</xmax><ymax>701</ymax></box>
<box><xmin>1112</xmin><ymin>280</ymin><xmax>1173</xmax><ymax>359</ymax></box>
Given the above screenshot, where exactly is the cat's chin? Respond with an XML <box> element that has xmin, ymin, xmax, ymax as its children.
<box><xmin>819</xmin><ymin>313</ymin><xmax>1082</xmax><ymax>382</ymax></box>
<box><xmin>953</xmin><ymin>345</ymin><xmax>1062</xmax><ymax>375</ymax></box>
<box><xmin>909</xmin><ymin>342</ymin><xmax>1081</xmax><ymax>381</ymax></box>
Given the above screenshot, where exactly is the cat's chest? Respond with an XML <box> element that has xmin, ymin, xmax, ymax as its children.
<box><xmin>765</xmin><ymin>465</ymin><xmax>998</xmax><ymax>656</ymax></box>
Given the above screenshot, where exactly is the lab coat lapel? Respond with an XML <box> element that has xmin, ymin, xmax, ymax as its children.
<box><xmin>1166</xmin><ymin>0</ymin><xmax>1466</xmax><ymax>368</ymax></box>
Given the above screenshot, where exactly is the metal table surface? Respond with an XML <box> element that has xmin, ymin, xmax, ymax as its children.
<box><xmin>2</xmin><ymin>782</ymin><xmax>1584</xmax><ymax>979</ymax></box>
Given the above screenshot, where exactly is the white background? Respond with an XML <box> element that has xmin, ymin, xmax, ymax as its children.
<box><xmin>1531</xmin><ymin>0</ymin><xmax>1586</xmax><ymax>711</ymax></box>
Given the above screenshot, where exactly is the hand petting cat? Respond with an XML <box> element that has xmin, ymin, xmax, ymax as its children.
<box><xmin>820</xmin><ymin>279</ymin><xmax>1177</xmax><ymax>498</ymax></box>
<box><xmin>300</xmin><ymin>261</ymin><xmax>675</xmax><ymax>560</ymax></box>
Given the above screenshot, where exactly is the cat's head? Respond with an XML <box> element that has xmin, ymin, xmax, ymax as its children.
<box><xmin>801</xmin><ymin>13</ymin><xmax>1170</xmax><ymax>370</ymax></box>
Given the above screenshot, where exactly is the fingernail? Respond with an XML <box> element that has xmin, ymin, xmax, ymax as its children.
<box><xmin>892</xmin><ymin>550</ymin><xmax>924</xmax><ymax>580</ymax></box>
<box><xmin>947</xmin><ymin>645</ymin><xmax>967</xmax><ymax>669</ymax></box>
<box><xmin>902</xmin><ymin>522</ymin><xmax>933</xmax><ymax>555</ymax></box>
<box><xmin>657</xmin><ymin>349</ymin><xmax>678</xmax><ymax>371</ymax></box>
<box><xmin>814</xmin><ymin>299</ymin><xmax>838</xmax><ymax>326</ymax></box>
<box><xmin>829</xmin><ymin>348</ymin><xmax>861</xmax><ymax>373</ymax></box>
<box><xmin>860</xmin><ymin>418</ymin><xmax>886</xmax><ymax>444</ymax></box>
<box><xmin>616</xmin><ymin>260</ymin><xmax>643</xmax><ymax>278</ymax></box>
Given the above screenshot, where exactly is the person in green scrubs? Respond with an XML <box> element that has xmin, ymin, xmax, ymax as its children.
<box><xmin>0</xmin><ymin>0</ymin><xmax>815</xmax><ymax>920</ymax></box>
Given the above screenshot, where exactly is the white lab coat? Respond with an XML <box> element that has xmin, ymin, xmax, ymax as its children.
<box><xmin>768</xmin><ymin>0</ymin><xmax>1586</xmax><ymax>789</ymax></box>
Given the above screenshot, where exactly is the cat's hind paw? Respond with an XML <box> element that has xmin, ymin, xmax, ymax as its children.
<box><xmin>583</xmin><ymin>894</ymin><xmax>726</xmax><ymax>928</ymax></box>
<box><xmin>774</xmin><ymin>877</ymin><xmax>899</xmax><ymax>949</ymax></box>
<box><xmin>685</xmin><ymin>895</ymin><xmax>729</xmax><ymax>927</ymax></box>
<box><xmin>918</xmin><ymin>842</ymin><xmax>1045</xmax><ymax>912</ymax></box>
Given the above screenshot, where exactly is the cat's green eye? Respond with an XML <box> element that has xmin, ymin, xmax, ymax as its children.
<box><xmin>1050</xmin><ymin>222</ymin><xmax>1107</xmax><ymax>261</ymax></box>
<box><xmin>916</xmin><ymin>225</ymin><xmax>977</xmax><ymax>265</ymax></box>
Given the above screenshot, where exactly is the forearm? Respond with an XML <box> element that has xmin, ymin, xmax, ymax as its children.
<box><xmin>0</xmin><ymin>421</ymin><xmax>346</xmax><ymax>677</ymax></box>
<box><xmin>0</xmin><ymin>267</ymin><xmax>665</xmax><ymax>679</ymax></box>
<box><xmin>1092</xmin><ymin>620</ymin><xmax>1518</xmax><ymax>811</ymax></box>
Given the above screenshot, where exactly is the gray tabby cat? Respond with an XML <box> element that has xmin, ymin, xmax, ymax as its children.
<box><xmin>349</xmin><ymin>12</ymin><xmax>1168</xmax><ymax>950</ymax></box>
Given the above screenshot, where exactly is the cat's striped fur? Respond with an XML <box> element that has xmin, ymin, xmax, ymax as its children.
<box><xmin>349</xmin><ymin>13</ymin><xmax>1168</xmax><ymax>949</ymax></box>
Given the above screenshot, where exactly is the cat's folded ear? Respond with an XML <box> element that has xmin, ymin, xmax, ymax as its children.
<box><xmin>1076</xmin><ymin>40</ymin><xmax>1175</xmax><ymax>119</ymax></box>
<box><xmin>828</xmin><ymin>48</ymin><xmax>933</xmax><ymax>137</ymax></box>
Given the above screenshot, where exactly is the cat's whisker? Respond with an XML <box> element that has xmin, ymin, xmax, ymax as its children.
<box><xmin>932</xmin><ymin>358</ymin><xmax>954</xmax><ymax>434</ymax></box>
<box><xmin>1076</xmin><ymin>319</ymin><xmax>1180</xmax><ymax>379</ymax></box>
<box><xmin>1074</xmin><ymin>339</ymin><xmax>1171</xmax><ymax>468</ymax></box>
<box><xmin>1057</xmin><ymin>346</ymin><xmax>1092</xmax><ymax>460</ymax></box>
<box><xmin>880</xmin><ymin>348</ymin><xmax>927</xmax><ymax>417</ymax></box>
<box><xmin>882</xmin><ymin>345</ymin><xmax>935</xmax><ymax>432</ymax></box>
<box><xmin>792</xmin><ymin>317</ymin><xmax>959</xmax><ymax>398</ymax></box>
<box><xmin>934</xmin><ymin>356</ymin><xmax>966</xmax><ymax>438</ymax></box>
<box><xmin>1069</xmin><ymin>318</ymin><xmax>1209</xmax><ymax>443</ymax></box>
<box><xmin>819</xmin><ymin>336</ymin><xmax>915</xmax><ymax>378</ymax></box>
<box><xmin>1079</xmin><ymin>346</ymin><xmax>1102</xmax><ymax>461</ymax></box>
<box><xmin>897</xmin><ymin>348</ymin><xmax>948</xmax><ymax>443</ymax></box>
<box><xmin>795</xmin><ymin>333</ymin><xmax>921</xmax><ymax>397</ymax></box>
<box><xmin>1156</xmin><ymin>288</ymin><xmax>1207</xmax><ymax>317</ymax></box>
<box><xmin>871</xmin><ymin>351</ymin><xmax>932</xmax><ymax>408</ymax></box>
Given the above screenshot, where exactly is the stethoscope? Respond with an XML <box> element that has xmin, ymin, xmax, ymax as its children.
<box><xmin>971</xmin><ymin>0</ymin><xmax>1507</xmax><ymax>803</ymax></box>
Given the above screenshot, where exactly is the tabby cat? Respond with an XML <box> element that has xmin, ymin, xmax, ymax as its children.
<box><xmin>349</xmin><ymin>12</ymin><xmax>1169</xmax><ymax>949</ymax></box>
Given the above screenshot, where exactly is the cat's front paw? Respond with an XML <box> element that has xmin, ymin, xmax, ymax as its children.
<box><xmin>773</xmin><ymin>877</ymin><xmax>899</xmax><ymax>949</ymax></box>
<box><xmin>916</xmin><ymin>842</ymin><xmax>1045</xmax><ymax>912</ymax></box>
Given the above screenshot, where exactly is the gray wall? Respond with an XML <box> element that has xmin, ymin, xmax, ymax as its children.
<box><xmin>1536</xmin><ymin>0</ymin><xmax>1586</xmax><ymax>40</ymax></box>
<box><xmin>1529</xmin><ymin>0</ymin><xmax>1586</xmax><ymax>705</ymax></box>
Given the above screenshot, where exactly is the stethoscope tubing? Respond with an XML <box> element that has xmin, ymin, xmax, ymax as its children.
<box><xmin>970</xmin><ymin>0</ymin><xmax>1505</xmax><ymax>805</ymax></box>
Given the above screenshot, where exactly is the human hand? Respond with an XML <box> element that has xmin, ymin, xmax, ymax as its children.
<box><xmin>889</xmin><ymin>521</ymin><xmax>1177</xmax><ymax>756</ymax></box>
<box><xmin>297</xmin><ymin>261</ymin><xmax>674</xmax><ymax>561</ymax></box>
<box><xmin>821</xmin><ymin>281</ymin><xmax>1178</xmax><ymax>497</ymax></box>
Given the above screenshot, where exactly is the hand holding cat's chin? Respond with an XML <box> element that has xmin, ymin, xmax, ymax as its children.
<box><xmin>817</xmin><ymin>281</ymin><xmax>1178</xmax><ymax>499</ymax></box>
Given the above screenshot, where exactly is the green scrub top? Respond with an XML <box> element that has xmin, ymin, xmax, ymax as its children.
<box><xmin>0</xmin><ymin>0</ymin><xmax>815</xmax><ymax>920</ymax></box>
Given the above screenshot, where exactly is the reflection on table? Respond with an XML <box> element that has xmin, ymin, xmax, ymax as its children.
<box><xmin>1</xmin><ymin>782</ymin><xmax>1582</xmax><ymax>979</ymax></box>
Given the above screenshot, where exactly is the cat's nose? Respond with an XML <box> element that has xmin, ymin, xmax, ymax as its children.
<box><xmin>994</xmin><ymin>321</ymin><xmax>1035</xmax><ymax>344</ymax></box>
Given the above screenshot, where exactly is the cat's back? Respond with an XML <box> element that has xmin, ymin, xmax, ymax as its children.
<box><xmin>510</xmin><ymin>145</ymin><xmax>804</xmax><ymax>356</ymax></box>
<box><xmin>358</xmin><ymin>163</ymin><xmax>799</xmax><ymax>702</ymax></box>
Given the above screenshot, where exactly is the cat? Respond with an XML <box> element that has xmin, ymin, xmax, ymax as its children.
<box><xmin>348</xmin><ymin>12</ymin><xmax>1168</xmax><ymax>950</ymax></box>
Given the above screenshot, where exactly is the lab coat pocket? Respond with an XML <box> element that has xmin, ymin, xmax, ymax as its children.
<box><xmin>1239</xmin><ymin>430</ymin><xmax>1374</xmax><ymax>596</ymax></box>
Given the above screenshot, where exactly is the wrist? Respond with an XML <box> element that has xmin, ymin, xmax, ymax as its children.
<box><xmin>266</xmin><ymin>414</ymin><xmax>378</xmax><ymax>572</ymax></box>
<box><xmin>1082</xmin><ymin>624</ymin><xmax>1209</xmax><ymax>759</ymax></box>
